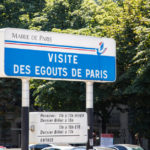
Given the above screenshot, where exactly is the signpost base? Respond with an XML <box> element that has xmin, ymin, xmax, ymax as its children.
<box><xmin>86</xmin><ymin>108</ymin><xmax>93</xmax><ymax>150</ymax></box>
<box><xmin>21</xmin><ymin>107</ymin><xmax>29</xmax><ymax>150</ymax></box>
<box><xmin>86</xmin><ymin>82</ymin><xmax>93</xmax><ymax>150</ymax></box>
<box><xmin>21</xmin><ymin>79</ymin><xmax>29</xmax><ymax>150</ymax></box>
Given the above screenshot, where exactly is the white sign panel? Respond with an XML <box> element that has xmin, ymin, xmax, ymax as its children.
<box><xmin>29</xmin><ymin>112</ymin><xmax>87</xmax><ymax>144</ymax></box>
<box><xmin>0</xmin><ymin>28</ymin><xmax>116</xmax><ymax>82</ymax></box>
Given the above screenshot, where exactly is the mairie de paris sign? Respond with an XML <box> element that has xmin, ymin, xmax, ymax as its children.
<box><xmin>0</xmin><ymin>28</ymin><xmax>116</xmax><ymax>82</ymax></box>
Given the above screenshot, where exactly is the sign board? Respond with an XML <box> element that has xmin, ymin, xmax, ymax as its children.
<box><xmin>29</xmin><ymin>112</ymin><xmax>87</xmax><ymax>144</ymax></box>
<box><xmin>0</xmin><ymin>28</ymin><xmax>116</xmax><ymax>82</ymax></box>
<box><xmin>100</xmin><ymin>134</ymin><xmax>114</xmax><ymax>147</ymax></box>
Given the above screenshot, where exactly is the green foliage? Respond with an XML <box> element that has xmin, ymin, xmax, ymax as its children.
<box><xmin>0</xmin><ymin>0</ymin><xmax>22</xmax><ymax>28</ymax></box>
<box><xmin>29</xmin><ymin>0</ymin><xmax>86</xmax><ymax>31</ymax></box>
<box><xmin>30</xmin><ymin>79</ymin><xmax>85</xmax><ymax>111</ymax></box>
<box><xmin>0</xmin><ymin>0</ymin><xmax>46</xmax><ymax>29</ymax></box>
<box><xmin>0</xmin><ymin>78</ymin><xmax>21</xmax><ymax>113</ymax></box>
<box><xmin>113</xmin><ymin>0</ymin><xmax>150</xmax><ymax>137</ymax></box>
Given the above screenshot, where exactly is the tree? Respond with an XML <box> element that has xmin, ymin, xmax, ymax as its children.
<box><xmin>112</xmin><ymin>0</ymin><xmax>150</xmax><ymax>140</ymax></box>
<box><xmin>0</xmin><ymin>78</ymin><xmax>21</xmax><ymax>113</ymax></box>
<box><xmin>0</xmin><ymin>78</ymin><xmax>21</xmax><ymax>143</ymax></box>
<box><xmin>29</xmin><ymin>0</ymin><xmax>86</xmax><ymax>31</ymax></box>
<box><xmin>123</xmin><ymin>0</ymin><xmax>150</xmax><ymax>139</ymax></box>
<box><xmin>0</xmin><ymin>0</ymin><xmax>150</xmax><ymax>141</ymax></box>
<box><xmin>0</xmin><ymin>0</ymin><xmax>23</xmax><ymax>28</ymax></box>
<box><xmin>30</xmin><ymin>0</ymin><xmax>124</xmax><ymax>133</ymax></box>
<box><xmin>0</xmin><ymin>0</ymin><xmax>46</xmax><ymax>29</ymax></box>
<box><xmin>30</xmin><ymin>80</ymin><xmax>85</xmax><ymax>111</ymax></box>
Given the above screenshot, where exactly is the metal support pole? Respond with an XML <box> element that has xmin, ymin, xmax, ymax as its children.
<box><xmin>86</xmin><ymin>82</ymin><xmax>93</xmax><ymax>150</ymax></box>
<box><xmin>21</xmin><ymin>79</ymin><xmax>29</xmax><ymax>150</ymax></box>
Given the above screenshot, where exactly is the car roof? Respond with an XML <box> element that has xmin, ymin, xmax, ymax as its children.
<box><xmin>94</xmin><ymin>146</ymin><xmax>114</xmax><ymax>150</ymax></box>
<box><xmin>42</xmin><ymin>146</ymin><xmax>74</xmax><ymax>150</ymax></box>
<box><xmin>115</xmin><ymin>144</ymin><xmax>143</xmax><ymax>150</ymax></box>
<box><xmin>112</xmin><ymin>145</ymin><xmax>130</xmax><ymax>150</ymax></box>
<box><xmin>71</xmin><ymin>147</ymin><xmax>86</xmax><ymax>150</ymax></box>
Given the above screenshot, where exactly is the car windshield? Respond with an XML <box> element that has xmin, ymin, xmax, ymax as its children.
<box><xmin>44</xmin><ymin>148</ymin><xmax>60</xmax><ymax>150</ymax></box>
<box><xmin>71</xmin><ymin>147</ymin><xmax>86</xmax><ymax>150</ymax></box>
<box><xmin>114</xmin><ymin>146</ymin><xmax>128</xmax><ymax>150</ymax></box>
<box><xmin>30</xmin><ymin>144</ymin><xmax>51</xmax><ymax>150</ymax></box>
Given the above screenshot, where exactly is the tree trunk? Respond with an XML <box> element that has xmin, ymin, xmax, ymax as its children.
<box><xmin>102</xmin><ymin>119</ymin><xmax>107</xmax><ymax>133</ymax></box>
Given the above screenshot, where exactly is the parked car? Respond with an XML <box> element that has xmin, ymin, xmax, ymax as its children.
<box><xmin>42</xmin><ymin>145</ymin><xmax>75</xmax><ymax>150</ymax></box>
<box><xmin>29</xmin><ymin>144</ymin><xmax>54</xmax><ymax>150</ymax></box>
<box><xmin>94</xmin><ymin>146</ymin><xmax>115</xmax><ymax>150</ymax></box>
<box><xmin>71</xmin><ymin>146</ymin><xmax>86</xmax><ymax>150</ymax></box>
<box><xmin>71</xmin><ymin>146</ymin><xmax>114</xmax><ymax>150</ymax></box>
<box><xmin>111</xmin><ymin>144</ymin><xmax>144</xmax><ymax>150</ymax></box>
<box><xmin>110</xmin><ymin>145</ymin><xmax>128</xmax><ymax>150</ymax></box>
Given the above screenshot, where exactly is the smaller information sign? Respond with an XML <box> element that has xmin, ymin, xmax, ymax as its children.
<box><xmin>100</xmin><ymin>134</ymin><xmax>114</xmax><ymax>147</ymax></box>
<box><xmin>29</xmin><ymin>112</ymin><xmax>87</xmax><ymax>144</ymax></box>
